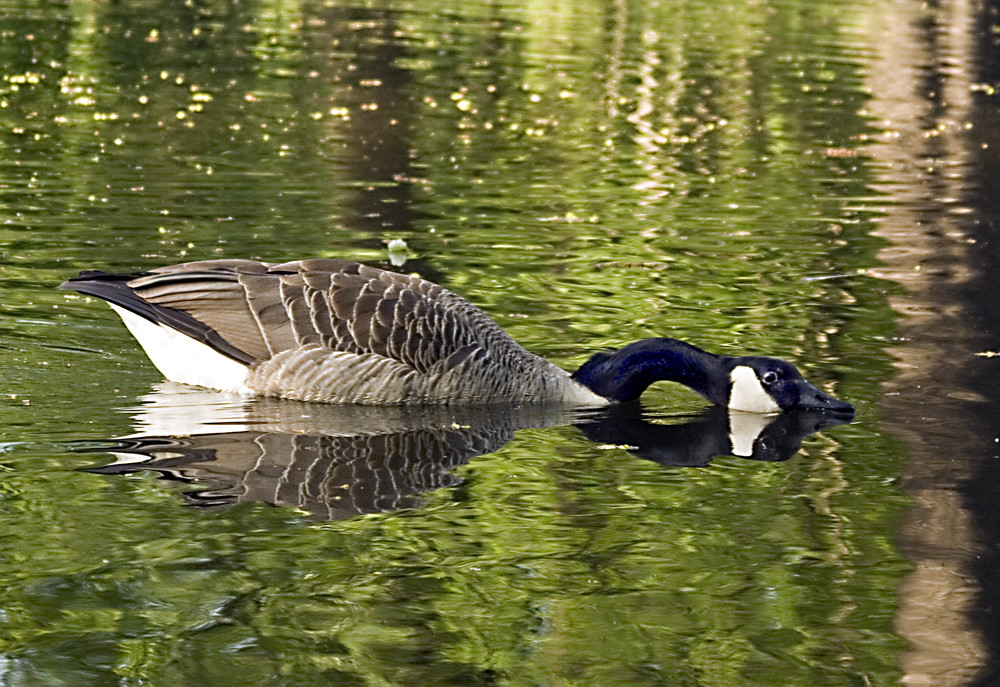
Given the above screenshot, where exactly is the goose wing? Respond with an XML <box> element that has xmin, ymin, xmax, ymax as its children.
<box><xmin>65</xmin><ymin>258</ymin><xmax>513</xmax><ymax>374</ymax></box>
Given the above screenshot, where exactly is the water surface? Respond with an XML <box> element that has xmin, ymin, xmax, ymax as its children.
<box><xmin>0</xmin><ymin>0</ymin><xmax>995</xmax><ymax>685</ymax></box>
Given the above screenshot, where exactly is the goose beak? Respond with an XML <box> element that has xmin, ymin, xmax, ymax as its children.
<box><xmin>791</xmin><ymin>380</ymin><xmax>855</xmax><ymax>416</ymax></box>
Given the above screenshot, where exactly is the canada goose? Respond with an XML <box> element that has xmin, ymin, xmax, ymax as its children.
<box><xmin>60</xmin><ymin>259</ymin><xmax>854</xmax><ymax>414</ymax></box>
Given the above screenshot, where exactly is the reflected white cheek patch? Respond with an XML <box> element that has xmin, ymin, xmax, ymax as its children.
<box><xmin>728</xmin><ymin>411</ymin><xmax>773</xmax><ymax>456</ymax></box>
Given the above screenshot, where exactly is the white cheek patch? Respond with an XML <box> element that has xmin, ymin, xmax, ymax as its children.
<box><xmin>728</xmin><ymin>366</ymin><xmax>781</xmax><ymax>413</ymax></box>
<box><xmin>109</xmin><ymin>304</ymin><xmax>252</xmax><ymax>395</ymax></box>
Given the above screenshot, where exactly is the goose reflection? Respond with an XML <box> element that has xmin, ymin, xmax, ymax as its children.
<box><xmin>83</xmin><ymin>383</ymin><xmax>853</xmax><ymax>519</ymax></box>
<box><xmin>577</xmin><ymin>404</ymin><xmax>852</xmax><ymax>467</ymax></box>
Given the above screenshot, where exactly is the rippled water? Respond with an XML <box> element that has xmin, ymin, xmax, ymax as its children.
<box><xmin>0</xmin><ymin>0</ymin><xmax>997</xmax><ymax>684</ymax></box>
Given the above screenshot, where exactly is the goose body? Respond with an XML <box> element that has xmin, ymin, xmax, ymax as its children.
<box><xmin>61</xmin><ymin>259</ymin><xmax>854</xmax><ymax>414</ymax></box>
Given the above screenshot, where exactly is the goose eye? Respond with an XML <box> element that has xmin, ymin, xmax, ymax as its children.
<box><xmin>761</xmin><ymin>371</ymin><xmax>779</xmax><ymax>385</ymax></box>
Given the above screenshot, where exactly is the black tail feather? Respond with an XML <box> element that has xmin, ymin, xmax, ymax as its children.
<box><xmin>60</xmin><ymin>271</ymin><xmax>255</xmax><ymax>365</ymax></box>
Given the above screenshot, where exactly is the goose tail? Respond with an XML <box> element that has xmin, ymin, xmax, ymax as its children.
<box><xmin>60</xmin><ymin>271</ymin><xmax>254</xmax><ymax>394</ymax></box>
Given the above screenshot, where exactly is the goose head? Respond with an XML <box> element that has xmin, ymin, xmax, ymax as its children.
<box><xmin>724</xmin><ymin>356</ymin><xmax>853</xmax><ymax>414</ymax></box>
<box><xmin>571</xmin><ymin>338</ymin><xmax>854</xmax><ymax>415</ymax></box>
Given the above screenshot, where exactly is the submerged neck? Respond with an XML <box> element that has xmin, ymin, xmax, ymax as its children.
<box><xmin>571</xmin><ymin>338</ymin><xmax>730</xmax><ymax>404</ymax></box>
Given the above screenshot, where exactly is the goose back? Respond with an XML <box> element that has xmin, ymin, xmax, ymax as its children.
<box><xmin>64</xmin><ymin>259</ymin><xmax>606</xmax><ymax>405</ymax></box>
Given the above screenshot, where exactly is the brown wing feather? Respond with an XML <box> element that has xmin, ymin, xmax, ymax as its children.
<box><xmin>119</xmin><ymin>259</ymin><xmax>512</xmax><ymax>374</ymax></box>
<box><xmin>126</xmin><ymin>267</ymin><xmax>271</xmax><ymax>361</ymax></box>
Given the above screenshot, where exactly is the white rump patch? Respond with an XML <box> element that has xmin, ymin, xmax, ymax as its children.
<box><xmin>727</xmin><ymin>411</ymin><xmax>773</xmax><ymax>457</ymax></box>
<box><xmin>109</xmin><ymin>304</ymin><xmax>252</xmax><ymax>395</ymax></box>
<box><xmin>728</xmin><ymin>365</ymin><xmax>781</xmax><ymax>413</ymax></box>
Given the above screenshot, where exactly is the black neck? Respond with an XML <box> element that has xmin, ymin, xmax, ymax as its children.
<box><xmin>571</xmin><ymin>338</ymin><xmax>730</xmax><ymax>404</ymax></box>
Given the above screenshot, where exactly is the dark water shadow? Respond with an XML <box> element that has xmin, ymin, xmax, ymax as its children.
<box><xmin>78</xmin><ymin>384</ymin><xmax>852</xmax><ymax>520</ymax></box>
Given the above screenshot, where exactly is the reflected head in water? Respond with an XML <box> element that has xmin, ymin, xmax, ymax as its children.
<box><xmin>60</xmin><ymin>259</ymin><xmax>853</xmax><ymax>414</ymax></box>
<box><xmin>79</xmin><ymin>386</ymin><xmax>853</xmax><ymax>520</ymax></box>
<box><xmin>576</xmin><ymin>404</ymin><xmax>854</xmax><ymax>468</ymax></box>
